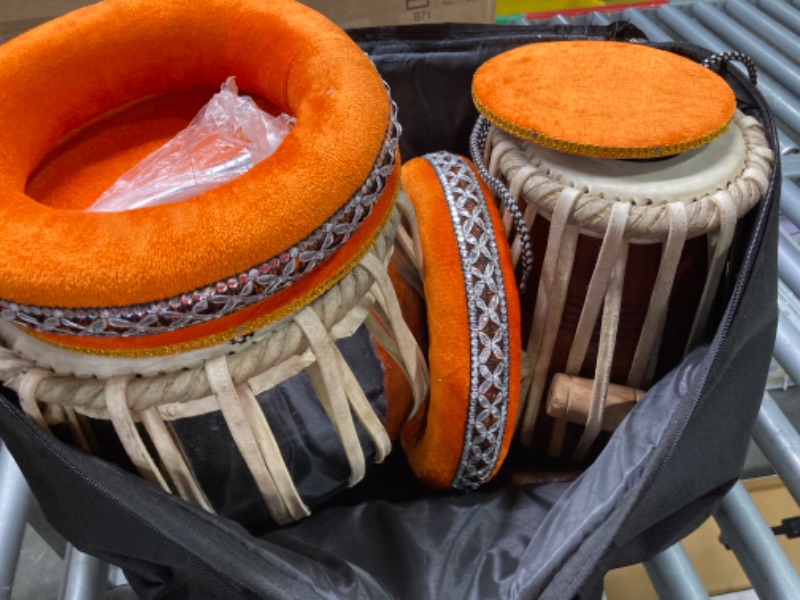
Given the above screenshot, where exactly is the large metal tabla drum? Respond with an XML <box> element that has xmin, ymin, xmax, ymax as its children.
<box><xmin>0</xmin><ymin>0</ymin><xmax>428</xmax><ymax>528</ymax></box>
<box><xmin>470</xmin><ymin>41</ymin><xmax>774</xmax><ymax>461</ymax></box>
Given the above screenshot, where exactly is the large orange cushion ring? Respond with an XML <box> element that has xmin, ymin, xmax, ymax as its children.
<box><xmin>0</xmin><ymin>0</ymin><xmax>399</xmax><ymax>356</ymax></box>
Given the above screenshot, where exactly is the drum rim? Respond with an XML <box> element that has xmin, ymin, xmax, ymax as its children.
<box><xmin>487</xmin><ymin>110</ymin><xmax>773</xmax><ymax>243</ymax></box>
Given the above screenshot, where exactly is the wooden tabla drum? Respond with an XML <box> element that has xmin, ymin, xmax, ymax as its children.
<box><xmin>471</xmin><ymin>41</ymin><xmax>774</xmax><ymax>461</ymax></box>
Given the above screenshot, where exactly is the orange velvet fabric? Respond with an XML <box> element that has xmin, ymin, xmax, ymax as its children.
<box><xmin>472</xmin><ymin>41</ymin><xmax>735</xmax><ymax>156</ymax></box>
<box><xmin>27</xmin><ymin>88</ymin><xmax>215</xmax><ymax>211</ymax></box>
<box><xmin>31</xmin><ymin>166</ymin><xmax>398</xmax><ymax>355</ymax></box>
<box><xmin>400</xmin><ymin>156</ymin><xmax>521</xmax><ymax>488</ymax></box>
<box><xmin>0</xmin><ymin>0</ymin><xmax>391</xmax><ymax>319</ymax></box>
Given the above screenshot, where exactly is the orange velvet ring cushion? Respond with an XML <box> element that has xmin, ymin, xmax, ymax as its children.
<box><xmin>472</xmin><ymin>41</ymin><xmax>736</xmax><ymax>159</ymax></box>
<box><xmin>400</xmin><ymin>154</ymin><xmax>521</xmax><ymax>490</ymax></box>
<box><xmin>0</xmin><ymin>0</ymin><xmax>398</xmax><ymax>356</ymax></box>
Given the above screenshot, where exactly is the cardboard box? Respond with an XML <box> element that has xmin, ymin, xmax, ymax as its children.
<box><xmin>300</xmin><ymin>0</ymin><xmax>494</xmax><ymax>28</ymax></box>
<box><xmin>1</xmin><ymin>1</ymin><xmax>494</xmax><ymax>43</ymax></box>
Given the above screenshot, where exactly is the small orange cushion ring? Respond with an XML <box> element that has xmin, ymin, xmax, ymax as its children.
<box><xmin>400</xmin><ymin>154</ymin><xmax>521</xmax><ymax>490</ymax></box>
<box><xmin>472</xmin><ymin>40</ymin><xmax>736</xmax><ymax>159</ymax></box>
<box><xmin>0</xmin><ymin>0</ymin><xmax>399</xmax><ymax>355</ymax></box>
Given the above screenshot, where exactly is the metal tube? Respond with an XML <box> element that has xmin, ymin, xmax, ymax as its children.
<box><xmin>763</xmin><ymin>0</ymin><xmax>800</xmax><ymax>36</ymax></box>
<box><xmin>753</xmin><ymin>393</ymin><xmax>800</xmax><ymax>505</ymax></box>
<box><xmin>713</xmin><ymin>481</ymin><xmax>800</xmax><ymax>599</ymax></box>
<box><xmin>656</xmin><ymin>4</ymin><xmax>733</xmax><ymax>51</ymax></box>
<box><xmin>779</xmin><ymin>229</ymin><xmax>800</xmax><ymax>298</ymax></box>
<box><xmin>622</xmin><ymin>6</ymin><xmax>797</xmax><ymax>154</ymax></box>
<box><xmin>621</xmin><ymin>7</ymin><xmax>673</xmax><ymax>43</ymax></box>
<box><xmin>589</xmin><ymin>11</ymin><xmax>611</xmax><ymax>26</ymax></box>
<box><xmin>692</xmin><ymin>2</ymin><xmax>800</xmax><ymax>100</ymax></box>
<box><xmin>783</xmin><ymin>154</ymin><xmax>800</xmax><ymax>176</ymax></box>
<box><xmin>0</xmin><ymin>445</ymin><xmax>32</xmax><ymax>600</ymax></box>
<box><xmin>643</xmin><ymin>543</ymin><xmax>709</xmax><ymax>599</ymax></box>
<box><xmin>727</xmin><ymin>0</ymin><xmax>800</xmax><ymax>62</ymax></box>
<box><xmin>774</xmin><ymin>315</ymin><xmax>800</xmax><ymax>386</ymax></box>
<box><xmin>656</xmin><ymin>4</ymin><xmax>800</xmax><ymax>137</ymax></box>
<box><xmin>782</xmin><ymin>179</ymin><xmax>800</xmax><ymax>230</ymax></box>
<box><xmin>58</xmin><ymin>546</ymin><xmax>109</xmax><ymax>600</ymax></box>
<box><xmin>622</xmin><ymin>7</ymin><xmax>800</xmax><ymax>154</ymax></box>
<box><xmin>778</xmin><ymin>130</ymin><xmax>800</xmax><ymax>155</ymax></box>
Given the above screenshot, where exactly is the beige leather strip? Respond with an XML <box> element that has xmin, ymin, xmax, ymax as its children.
<box><xmin>332</xmin><ymin>346</ymin><xmax>392</xmax><ymax>463</ymax></box>
<box><xmin>295</xmin><ymin>308</ymin><xmax>366</xmax><ymax>488</ymax></box>
<box><xmin>105</xmin><ymin>376</ymin><xmax>171</xmax><ymax>492</ymax></box>
<box><xmin>396</xmin><ymin>190</ymin><xmax>425</xmax><ymax>277</ymax></box>
<box><xmin>520</xmin><ymin>187</ymin><xmax>583</xmax><ymax>444</ymax></box>
<box><xmin>390</xmin><ymin>241</ymin><xmax>425</xmax><ymax>296</ymax></box>
<box><xmin>628</xmin><ymin>202</ymin><xmax>689</xmax><ymax>389</ymax></box>
<box><xmin>237</xmin><ymin>383</ymin><xmax>310</xmax><ymax>521</ymax></box>
<box><xmin>139</xmin><ymin>407</ymin><xmax>214</xmax><ymax>513</ymax></box>
<box><xmin>205</xmin><ymin>356</ymin><xmax>291</xmax><ymax>525</ymax></box>
<box><xmin>63</xmin><ymin>407</ymin><xmax>92</xmax><ymax>453</ymax></box>
<box><xmin>488</xmin><ymin>136</ymin><xmax>518</xmax><ymax>179</ymax></box>
<box><xmin>573</xmin><ymin>245</ymin><xmax>629</xmax><ymax>462</ymax></box>
<box><xmin>247</xmin><ymin>351</ymin><xmax>317</xmax><ymax>397</ymax></box>
<box><xmin>360</xmin><ymin>253</ymin><xmax>429</xmax><ymax>419</ymax></box>
<box><xmin>565</xmin><ymin>201</ymin><xmax>631</xmax><ymax>376</ymax></box>
<box><xmin>508</xmin><ymin>163</ymin><xmax>539</xmax><ymax>202</ymax></box>
<box><xmin>550</xmin><ymin>201</ymin><xmax>629</xmax><ymax>457</ymax></box>
<box><xmin>42</xmin><ymin>403</ymin><xmax>66</xmax><ymax>426</ymax></box>
<box><xmin>0</xmin><ymin>347</ymin><xmax>31</xmax><ymax>372</ymax></box>
<box><xmin>686</xmin><ymin>191</ymin><xmax>739</xmax><ymax>354</ymax></box>
<box><xmin>18</xmin><ymin>369</ymin><xmax>51</xmax><ymax>432</ymax></box>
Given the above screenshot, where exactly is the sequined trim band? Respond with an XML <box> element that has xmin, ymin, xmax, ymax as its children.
<box><xmin>25</xmin><ymin>201</ymin><xmax>397</xmax><ymax>358</ymax></box>
<box><xmin>1</xmin><ymin>86</ymin><xmax>400</xmax><ymax>339</ymax></box>
<box><xmin>424</xmin><ymin>152</ymin><xmax>511</xmax><ymax>491</ymax></box>
<box><xmin>472</xmin><ymin>89</ymin><xmax>730</xmax><ymax>160</ymax></box>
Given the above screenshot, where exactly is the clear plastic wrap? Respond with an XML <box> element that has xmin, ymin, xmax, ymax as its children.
<box><xmin>87</xmin><ymin>77</ymin><xmax>295</xmax><ymax>212</ymax></box>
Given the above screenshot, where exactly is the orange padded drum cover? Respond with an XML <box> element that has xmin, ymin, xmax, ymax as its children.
<box><xmin>472</xmin><ymin>40</ymin><xmax>736</xmax><ymax>159</ymax></box>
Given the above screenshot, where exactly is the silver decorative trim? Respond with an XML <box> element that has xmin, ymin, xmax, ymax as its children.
<box><xmin>470</xmin><ymin>116</ymin><xmax>533</xmax><ymax>294</ymax></box>
<box><xmin>424</xmin><ymin>152</ymin><xmax>511</xmax><ymax>491</ymax></box>
<box><xmin>1</xmin><ymin>86</ymin><xmax>400</xmax><ymax>339</ymax></box>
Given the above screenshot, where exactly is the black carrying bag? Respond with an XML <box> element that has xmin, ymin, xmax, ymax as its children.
<box><xmin>0</xmin><ymin>23</ymin><xmax>779</xmax><ymax>599</ymax></box>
